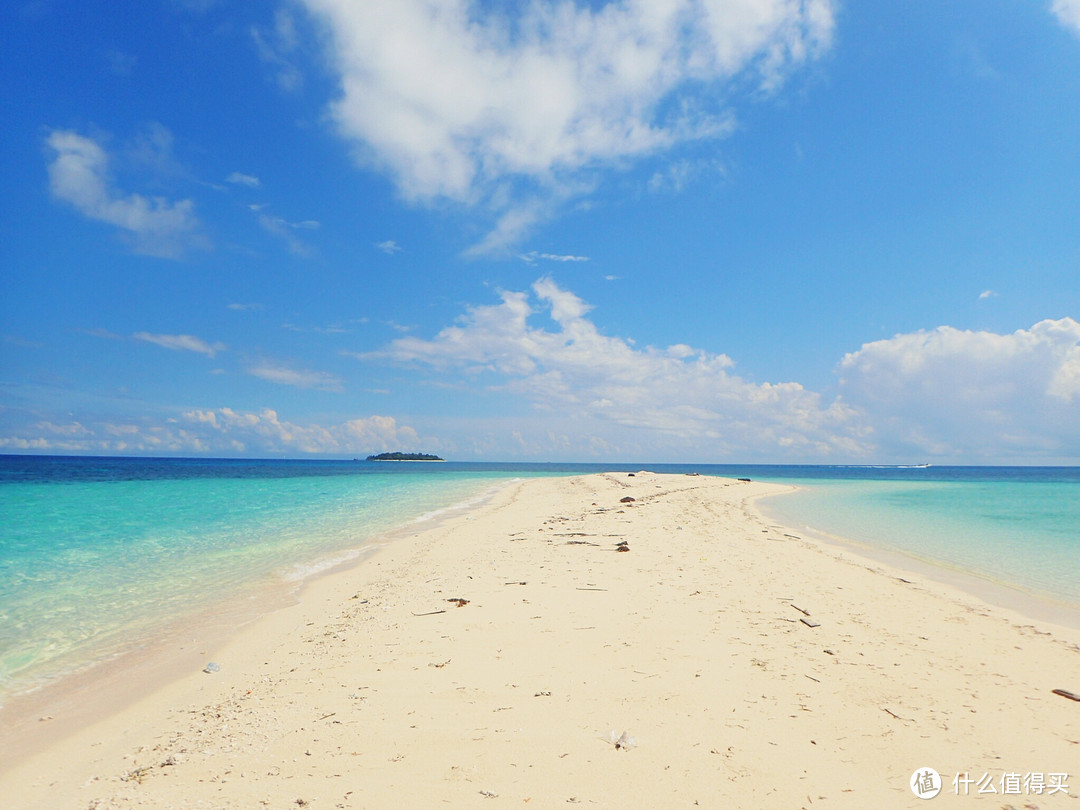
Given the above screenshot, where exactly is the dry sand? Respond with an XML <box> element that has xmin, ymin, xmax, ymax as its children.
<box><xmin>2</xmin><ymin>472</ymin><xmax>1079</xmax><ymax>808</ymax></box>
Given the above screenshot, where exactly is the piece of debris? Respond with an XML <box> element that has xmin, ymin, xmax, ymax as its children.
<box><xmin>447</xmin><ymin>598</ymin><xmax>470</xmax><ymax>608</ymax></box>
<box><xmin>412</xmin><ymin>609</ymin><xmax>447</xmax><ymax>616</ymax></box>
<box><xmin>615</xmin><ymin>541</ymin><xmax>630</xmax><ymax>552</ymax></box>
<box><xmin>603</xmin><ymin>730</ymin><xmax>637</xmax><ymax>750</ymax></box>
<box><xmin>789</xmin><ymin>604</ymin><xmax>811</xmax><ymax>616</ymax></box>
<box><xmin>620</xmin><ymin>496</ymin><xmax>636</xmax><ymax>503</ymax></box>
<box><xmin>882</xmin><ymin>707</ymin><xmax>913</xmax><ymax>722</ymax></box>
<box><xmin>1053</xmin><ymin>688</ymin><xmax>1080</xmax><ymax>702</ymax></box>
<box><xmin>800</xmin><ymin>618</ymin><xmax>821</xmax><ymax>628</ymax></box>
<box><xmin>121</xmin><ymin>766</ymin><xmax>153</xmax><ymax>784</ymax></box>
<box><xmin>203</xmin><ymin>662</ymin><xmax>221</xmax><ymax>674</ymax></box>
<box><xmin>480</xmin><ymin>790</ymin><xmax>498</xmax><ymax>798</ymax></box>
<box><xmin>738</xmin><ymin>478</ymin><xmax>751</xmax><ymax>482</ymax></box>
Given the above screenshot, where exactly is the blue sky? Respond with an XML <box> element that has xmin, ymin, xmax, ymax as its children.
<box><xmin>2</xmin><ymin>0</ymin><xmax>1079</xmax><ymax>463</ymax></box>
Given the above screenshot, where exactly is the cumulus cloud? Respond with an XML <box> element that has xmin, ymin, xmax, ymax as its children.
<box><xmin>1053</xmin><ymin>0</ymin><xmax>1080</xmax><ymax>37</ymax></box>
<box><xmin>247</xmin><ymin>361</ymin><xmax>343</xmax><ymax>391</ymax></box>
<box><xmin>357</xmin><ymin>280</ymin><xmax>1080</xmax><ymax>461</ymax></box>
<box><xmin>133</xmin><ymin>331</ymin><xmax>226</xmax><ymax>357</ymax></box>
<box><xmin>376</xmin><ymin>239</ymin><xmax>402</xmax><ymax>254</ymax></box>
<box><xmin>45</xmin><ymin>129</ymin><xmax>204</xmax><ymax>257</ymax></box>
<box><xmin>301</xmin><ymin>0</ymin><xmax>834</xmax><ymax>251</ymax></box>
<box><xmin>363</xmin><ymin>277</ymin><xmax>866</xmax><ymax>459</ymax></box>
<box><xmin>0</xmin><ymin>410</ymin><xmax>418</xmax><ymax>456</ymax></box>
<box><xmin>181</xmin><ymin>408</ymin><xmax>416</xmax><ymax>454</ymax></box>
<box><xmin>838</xmin><ymin>319</ymin><xmax>1080</xmax><ymax>459</ymax></box>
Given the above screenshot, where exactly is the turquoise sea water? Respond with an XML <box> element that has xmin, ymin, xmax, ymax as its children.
<box><xmin>759</xmin><ymin>471</ymin><xmax>1080</xmax><ymax>607</ymax></box>
<box><xmin>1</xmin><ymin>457</ymin><xmax>1077</xmax><ymax>705</ymax></box>
<box><xmin>0</xmin><ymin>457</ymin><xmax>531</xmax><ymax>702</ymax></box>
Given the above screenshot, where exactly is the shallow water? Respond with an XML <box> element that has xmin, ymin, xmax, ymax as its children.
<box><xmin>759</xmin><ymin>474</ymin><xmax>1080</xmax><ymax>607</ymax></box>
<box><xmin>0</xmin><ymin>457</ymin><xmax>525</xmax><ymax>701</ymax></box>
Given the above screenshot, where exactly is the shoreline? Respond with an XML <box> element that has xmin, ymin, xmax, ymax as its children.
<box><xmin>3</xmin><ymin>472</ymin><xmax>1079</xmax><ymax>807</ymax></box>
<box><xmin>0</xmin><ymin>476</ymin><xmax>518</xmax><ymax>771</ymax></box>
<box><xmin>755</xmin><ymin>487</ymin><xmax>1080</xmax><ymax>634</ymax></box>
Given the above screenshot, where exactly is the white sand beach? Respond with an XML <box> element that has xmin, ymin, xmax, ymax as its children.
<box><xmin>2</xmin><ymin>473</ymin><xmax>1079</xmax><ymax>808</ymax></box>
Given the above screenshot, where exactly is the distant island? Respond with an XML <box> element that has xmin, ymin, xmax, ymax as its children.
<box><xmin>365</xmin><ymin>452</ymin><xmax>445</xmax><ymax>462</ymax></box>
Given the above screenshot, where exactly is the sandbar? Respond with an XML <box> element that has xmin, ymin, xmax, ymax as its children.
<box><xmin>2</xmin><ymin>473</ymin><xmax>1078</xmax><ymax>808</ymax></box>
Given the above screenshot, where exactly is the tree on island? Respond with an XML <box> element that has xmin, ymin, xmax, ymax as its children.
<box><xmin>366</xmin><ymin>452</ymin><xmax>444</xmax><ymax>461</ymax></box>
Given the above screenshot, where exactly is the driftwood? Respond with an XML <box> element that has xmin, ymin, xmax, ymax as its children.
<box><xmin>1052</xmin><ymin>688</ymin><xmax>1080</xmax><ymax>702</ymax></box>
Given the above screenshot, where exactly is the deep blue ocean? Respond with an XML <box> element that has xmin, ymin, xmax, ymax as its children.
<box><xmin>1</xmin><ymin>456</ymin><xmax>1077</xmax><ymax>704</ymax></box>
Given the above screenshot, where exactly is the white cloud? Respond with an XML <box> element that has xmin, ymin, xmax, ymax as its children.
<box><xmin>105</xmin><ymin>49</ymin><xmax>137</xmax><ymax>77</ymax></box>
<box><xmin>226</xmin><ymin>171</ymin><xmax>261</xmax><ymax>188</ymax></box>
<box><xmin>376</xmin><ymin>239</ymin><xmax>402</xmax><ymax>254</ymax></box>
<box><xmin>358</xmin><ymin>281</ymin><xmax>1080</xmax><ymax>461</ymax></box>
<box><xmin>362</xmin><ymin>277</ymin><xmax>865</xmax><ymax>459</ymax></box>
<box><xmin>182</xmin><ymin>408</ymin><xmax>417</xmax><ymax>454</ymax></box>
<box><xmin>126</xmin><ymin>122</ymin><xmax>190</xmax><ymax>180</ymax></box>
<box><xmin>0</xmin><ymin>410</ymin><xmax>419</xmax><ymax>456</ymax></box>
<box><xmin>647</xmin><ymin>157</ymin><xmax>727</xmax><ymax>193</ymax></box>
<box><xmin>256</xmin><ymin>212</ymin><xmax>320</xmax><ymax>255</ymax></box>
<box><xmin>301</xmin><ymin>0</ymin><xmax>834</xmax><ymax>251</ymax></box>
<box><xmin>85</xmin><ymin>327</ymin><xmax>124</xmax><ymax>340</ymax></box>
<box><xmin>133</xmin><ymin>331</ymin><xmax>226</xmax><ymax>357</ymax></box>
<box><xmin>252</xmin><ymin>9</ymin><xmax>304</xmax><ymax>92</ymax></box>
<box><xmin>1053</xmin><ymin>0</ymin><xmax>1080</xmax><ymax>37</ymax></box>
<box><xmin>520</xmin><ymin>251</ymin><xmax>589</xmax><ymax>264</ymax></box>
<box><xmin>247</xmin><ymin>361</ymin><xmax>343</xmax><ymax>391</ymax></box>
<box><xmin>35</xmin><ymin>421</ymin><xmax>91</xmax><ymax>437</ymax></box>
<box><xmin>45</xmin><ymin>129</ymin><xmax>204</xmax><ymax>258</ymax></box>
<box><xmin>838</xmin><ymin>319</ymin><xmax>1080</xmax><ymax>459</ymax></box>
<box><xmin>979</xmin><ymin>289</ymin><xmax>998</xmax><ymax>300</ymax></box>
